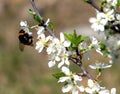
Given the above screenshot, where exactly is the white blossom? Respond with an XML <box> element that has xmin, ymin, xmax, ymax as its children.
<box><xmin>37</xmin><ymin>26</ymin><xmax>45</xmax><ymax>38</ymax></box>
<box><xmin>100</xmin><ymin>10</ymin><xmax>115</xmax><ymax>21</ymax></box>
<box><xmin>111</xmin><ymin>88</ymin><xmax>116</xmax><ymax>94</ymax></box>
<box><xmin>116</xmin><ymin>40</ymin><xmax>120</xmax><ymax>49</ymax></box>
<box><xmin>58</xmin><ymin>56</ymin><xmax>70</xmax><ymax>68</ymax></box>
<box><xmin>79</xmin><ymin>42</ymin><xmax>89</xmax><ymax>50</ymax></box>
<box><xmin>89</xmin><ymin>8</ymin><xmax>115</xmax><ymax>32</ymax></box>
<box><xmin>89</xmin><ymin>12</ymin><xmax>108</xmax><ymax>32</ymax></box>
<box><xmin>85</xmin><ymin>79</ymin><xmax>100</xmax><ymax>93</ymax></box>
<box><xmin>62</xmin><ymin>84</ymin><xmax>73</xmax><ymax>93</ymax></box>
<box><xmin>89</xmin><ymin>63</ymin><xmax>112</xmax><ymax>69</ymax></box>
<box><xmin>115</xmin><ymin>14</ymin><xmax>120</xmax><ymax>21</ymax></box>
<box><xmin>20</xmin><ymin>21</ymin><xmax>28</xmax><ymax>27</ymax></box>
<box><xmin>106</xmin><ymin>0</ymin><xmax>117</xmax><ymax>7</ymax></box>
<box><xmin>36</xmin><ymin>18</ymin><xmax>50</xmax><ymax>38</ymax></box>
<box><xmin>20</xmin><ymin>21</ymin><xmax>32</xmax><ymax>35</ymax></box>
<box><xmin>35</xmin><ymin>34</ymin><xmax>52</xmax><ymax>53</ymax></box>
<box><xmin>85</xmin><ymin>79</ymin><xmax>116</xmax><ymax>94</ymax></box>
<box><xmin>89</xmin><ymin>37</ymin><xmax>103</xmax><ymax>55</ymax></box>
<box><xmin>79</xmin><ymin>42</ymin><xmax>90</xmax><ymax>60</ymax></box>
<box><xmin>58</xmin><ymin>66</ymin><xmax>84</xmax><ymax>94</ymax></box>
<box><xmin>48</xmin><ymin>60</ymin><xmax>56</xmax><ymax>68</ymax></box>
<box><xmin>47</xmin><ymin>32</ymin><xmax>71</xmax><ymax>68</ymax></box>
<box><xmin>99</xmin><ymin>88</ymin><xmax>116</xmax><ymax>94</ymax></box>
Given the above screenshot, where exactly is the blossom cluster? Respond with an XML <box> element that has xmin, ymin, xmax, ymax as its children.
<box><xmin>89</xmin><ymin>0</ymin><xmax>119</xmax><ymax>32</ymax></box>
<box><xmin>20</xmin><ymin>20</ymin><xmax>115</xmax><ymax>94</ymax></box>
<box><xmin>89</xmin><ymin>0</ymin><xmax>120</xmax><ymax>62</ymax></box>
<box><xmin>18</xmin><ymin>0</ymin><xmax>118</xmax><ymax>94</ymax></box>
<box><xmin>57</xmin><ymin>66</ymin><xmax>116</xmax><ymax>94</ymax></box>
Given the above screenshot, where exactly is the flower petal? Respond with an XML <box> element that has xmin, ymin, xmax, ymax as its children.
<box><xmin>111</xmin><ymin>88</ymin><xmax>116</xmax><ymax>94</ymax></box>
<box><xmin>48</xmin><ymin>60</ymin><xmax>56</xmax><ymax>68</ymax></box>
<box><xmin>65</xmin><ymin>58</ymin><xmax>70</xmax><ymax>66</ymax></box>
<box><xmin>62</xmin><ymin>84</ymin><xmax>72</xmax><ymax>93</ymax></box>
<box><xmin>87</xmin><ymin>79</ymin><xmax>94</xmax><ymax>88</ymax></box>
<box><xmin>72</xmin><ymin>87</ymin><xmax>78</xmax><ymax>94</ymax></box>
<box><xmin>63</xmin><ymin>41</ymin><xmax>71</xmax><ymax>47</ymax></box>
<box><xmin>77</xmin><ymin>86</ymin><xmax>84</xmax><ymax>92</ymax></box>
<box><xmin>58</xmin><ymin>59</ymin><xmax>64</xmax><ymax>68</ymax></box>
<box><xmin>73</xmin><ymin>75</ymin><xmax>82</xmax><ymax>82</ymax></box>
<box><xmin>58</xmin><ymin>77</ymin><xmax>70</xmax><ymax>83</ymax></box>
<box><xmin>20</xmin><ymin>21</ymin><xmax>27</xmax><ymax>27</ymax></box>
<box><xmin>60</xmin><ymin>32</ymin><xmax>65</xmax><ymax>43</ymax></box>
<box><xmin>62</xmin><ymin>66</ymin><xmax>70</xmax><ymax>75</ymax></box>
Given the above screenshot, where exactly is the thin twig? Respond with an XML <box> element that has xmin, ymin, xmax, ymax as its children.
<box><xmin>86</xmin><ymin>0</ymin><xmax>102</xmax><ymax>12</ymax></box>
<box><xmin>80</xmin><ymin>65</ymin><xmax>96</xmax><ymax>80</ymax></box>
<box><xmin>69</xmin><ymin>49</ymin><xmax>96</xmax><ymax>81</ymax></box>
<box><xmin>29</xmin><ymin>0</ymin><xmax>56</xmax><ymax>37</ymax></box>
<box><xmin>29</xmin><ymin>0</ymin><xmax>42</xmax><ymax>20</ymax></box>
<box><xmin>30</xmin><ymin>0</ymin><xmax>96</xmax><ymax>81</ymax></box>
<box><xmin>45</xmin><ymin>26</ymin><xmax>56</xmax><ymax>37</ymax></box>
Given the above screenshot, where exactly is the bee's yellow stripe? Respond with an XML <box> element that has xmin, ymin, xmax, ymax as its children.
<box><xmin>18</xmin><ymin>33</ymin><xmax>24</xmax><ymax>36</ymax></box>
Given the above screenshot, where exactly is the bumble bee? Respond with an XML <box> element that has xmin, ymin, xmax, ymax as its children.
<box><xmin>18</xmin><ymin>29</ymin><xmax>33</xmax><ymax>51</ymax></box>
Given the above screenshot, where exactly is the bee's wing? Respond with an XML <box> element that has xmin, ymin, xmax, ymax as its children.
<box><xmin>19</xmin><ymin>42</ymin><xmax>25</xmax><ymax>51</ymax></box>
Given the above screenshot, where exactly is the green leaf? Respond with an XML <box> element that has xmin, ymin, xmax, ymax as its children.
<box><xmin>75</xmin><ymin>35</ymin><xmax>81</xmax><ymax>45</ymax></box>
<box><xmin>73</xmin><ymin>30</ymin><xmax>77</xmax><ymax>38</ymax></box>
<box><xmin>99</xmin><ymin>42</ymin><xmax>110</xmax><ymax>58</ymax></box>
<box><xmin>64</xmin><ymin>30</ymin><xmax>77</xmax><ymax>44</ymax></box>
<box><xmin>99</xmin><ymin>42</ymin><xmax>110</xmax><ymax>57</ymax></box>
<box><xmin>99</xmin><ymin>42</ymin><xmax>106</xmax><ymax>51</ymax></box>
<box><xmin>117</xmin><ymin>0</ymin><xmax>120</xmax><ymax>6</ymax></box>
<box><xmin>52</xmin><ymin>72</ymin><xmax>65</xmax><ymax>79</ymax></box>
<box><xmin>49</xmin><ymin>22</ymin><xmax>55</xmax><ymax>31</ymax></box>
<box><xmin>80</xmin><ymin>36</ymin><xmax>88</xmax><ymax>42</ymax></box>
<box><xmin>64</xmin><ymin>33</ymin><xmax>74</xmax><ymax>43</ymax></box>
<box><xmin>64</xmin><ymin>30</ymin><xmax>88</xmax><ymax>50</ymax></box>
<box><xmin>83</xmin><ymin>0</ymin><xmax>92</xmax><ymax>3</ymax></box>
<box><xmin>28</xmin><ymin>9</ymin><xmax>42</xmax><ymax>23</ymax></box>
<box><xmin>103</xmin><ymin>50</ymin><xmax>110</xmax><ymax>57</ymax></box>
<box><xmin>98</xmin><ymin>68</ymin><xmax>102</xmax><ymax>73</ymax></box>
<box><xmin>33</xmin><ymin>15</ymin><xmax>42</xmax><ymax>23</ymax></box>
<box><xmin>83</xmin><ymin>0</ymin><xmax>89</xmax><ymax>2</ymax></box>
<box><xmin>64</xmin><ymin>33</ymin><xmax>77</xmax><ymax>50</ymax></box>
<box><xmin>29</xmin><ymin>9</ymin><xmax>36</xmax><ymax>15</ymax></box>
<box><xmin>100</xmin><ymin>0</ymin><xmax>107</xmax><ymax>8</ymax></box>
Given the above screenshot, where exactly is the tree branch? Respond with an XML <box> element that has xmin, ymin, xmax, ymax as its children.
<box><xmin>29</xmin><ymin>0</ymin><xmax>56</xmax><ymax>38</ymax></box>
<box><xmin>86</xmin><ymin>0</ymin><xmax>102</xmax><ymax>12</ymax></box>
<box><xmin>30</xmin><ymin>0</ymin><xmax>96</xmax><ymax>81</ymax></box>
<box><xmin>69</xmin><ymin>49</ymin><xmax>96</xmax><ymax>81</ymax></box>
<box><xmin>29</xmin><ymin>0</ymin><xmax>42</xmax><ymax>20</ymax></box>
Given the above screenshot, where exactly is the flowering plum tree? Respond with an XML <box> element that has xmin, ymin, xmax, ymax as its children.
<box><xmin>18</xmin><ymin>0</ymin><xmax>120</xmax><ymax>94</ymax></box>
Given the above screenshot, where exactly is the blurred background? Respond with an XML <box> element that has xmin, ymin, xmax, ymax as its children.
<box><xmin>0</xmin><ymin>0</ymin><xmax>120</xmax><ymax>94</ymax></box>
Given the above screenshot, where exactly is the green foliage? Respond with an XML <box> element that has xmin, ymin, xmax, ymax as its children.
<box><xmin>99</xmin><ymin>42</ymin><xmax>110</xmax><ymax>57</ymax></box>
<box><xmin>117</xmin><ymin>0</ymin><xmax>120</xmax><ymax>6</ymax></box>
<box><xmin>97</xmin><ymin>68</ymin><xmax>102</xmax><ymax>72</ymax></box>
<box><xmin>64</xmin><ymin>30</ymin><xmax>88</xmax><ymax>50</ymax></box>
<box><xmin>99</xmin><ymin>42</ymin><xmax>106</xmax><ymax>51</ymax></box>
<box><xmin>49</xmin><ymin>22</ymin><xmax>55</xmax><ymax>31</ymax></box>
<box><xmin>100</xmin><ymin>0</ymin><xmax>107</xmax><ymax>8</ymax></box>
<box><xmin>29</xmin><ymin>9</ymin><xmax>42</xmax><ymax>23</ymax></box>
<box><xmin>83</xmin><ymin>0</ymin><xmax>89</xmax><ymax>2</ymax></box>
<box><xmin>52</xmin><ymin>72</ymin><xmax>65</xmax><ymax>79</ymax></box>
<box><xmin>83</xmin><ymin>0</ymin><xmax>91</xmax><ymax>3</ymax></box>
